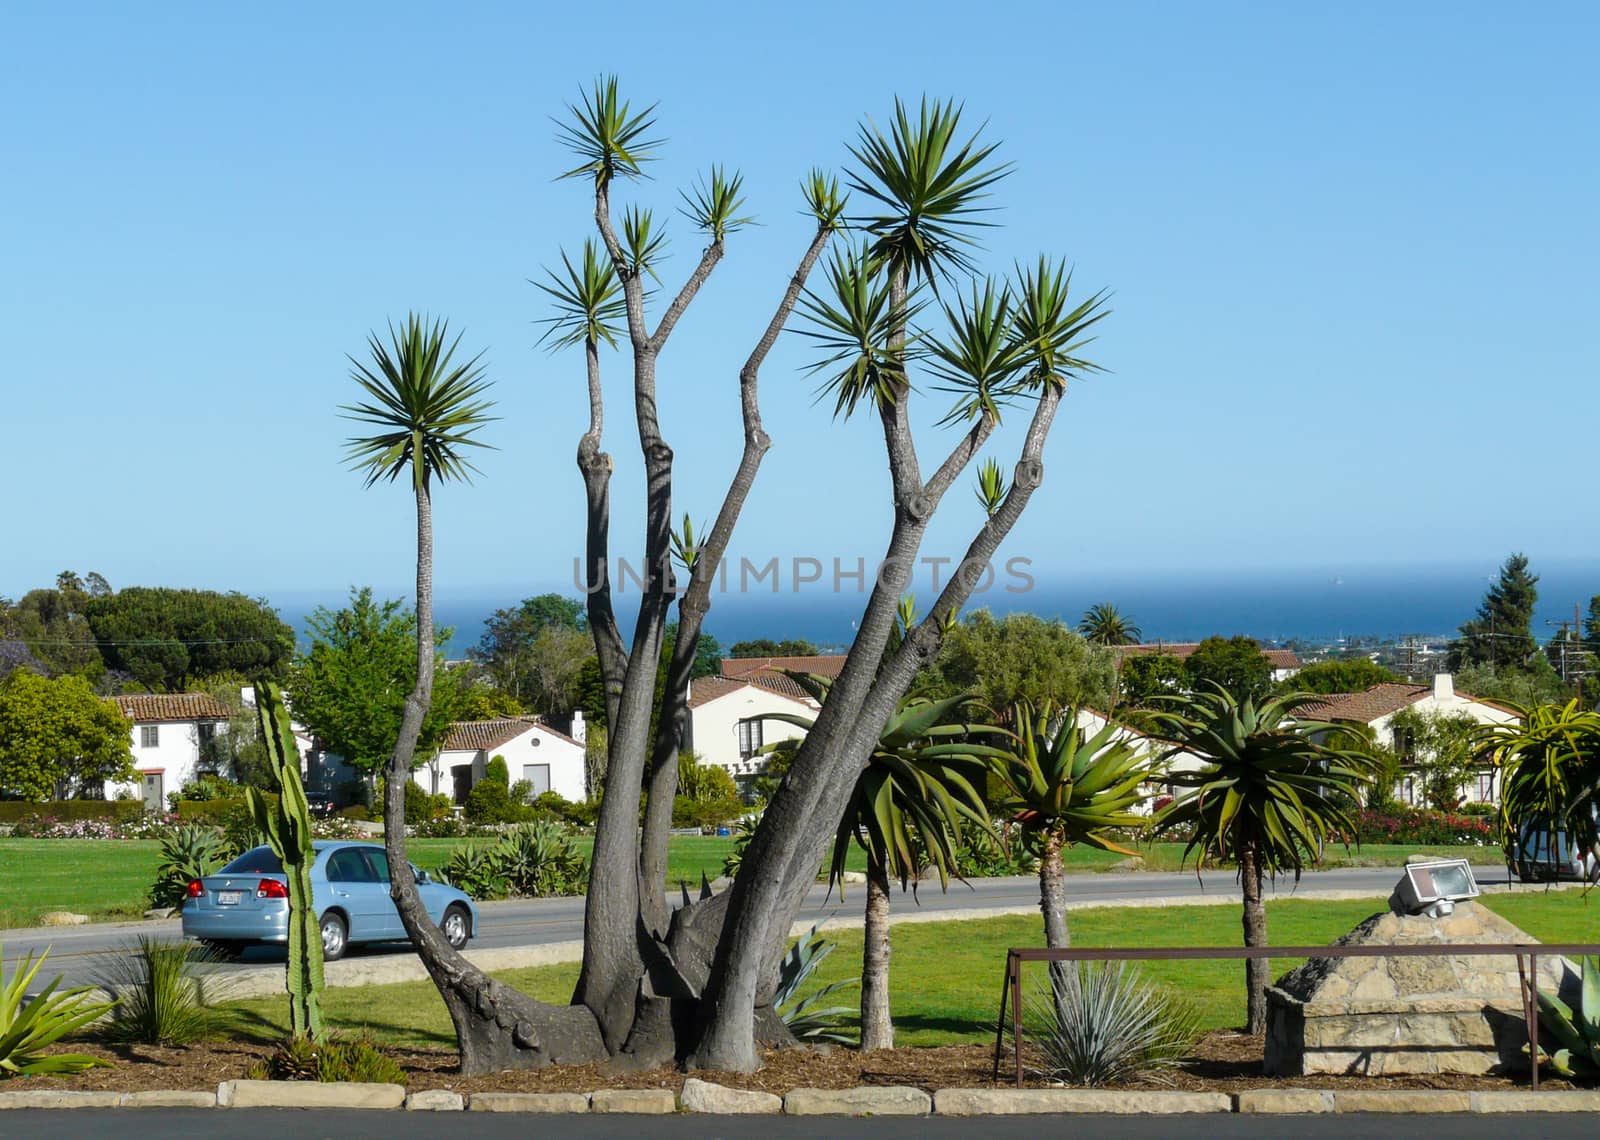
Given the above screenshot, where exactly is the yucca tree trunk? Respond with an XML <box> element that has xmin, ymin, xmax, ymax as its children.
<box><xmin>1038</xmin><ymin>833</ymin><xmax>1070</xmax><ymax>948</ymax></box>
<box><xmin>1239</xmin><ymin>842</ymin><xmax>1269</xmax><ymax>1035</ymax></box>
<box><xmin>859</xmin><ymin>857</ymin><xmax>894</xmax><ymax>1051</ymax></box>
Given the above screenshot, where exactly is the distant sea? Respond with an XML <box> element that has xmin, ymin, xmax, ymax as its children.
<box><xmin>271</xmin><ymin>560</ymin><xmax>1600</xmax><ymax>659</ymax></box>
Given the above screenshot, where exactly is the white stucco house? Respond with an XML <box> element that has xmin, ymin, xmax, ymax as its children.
<box><xmin>106</xmin><ymin>692</ymin><xmax>233</xmax><ymax>811</ymax></box>
<box><xmin>414</xmin><ymin>717</ymin><xmax>587</xmax><ymax>804</ymax></box>
<box><xmin>1295</xmin><ymin>674</ymin><xmax>1517</xmax><ymax>806</ymax></box>
<box><xmin>685</xmin><ymin>675</ymin><xmax>822</xmax><ymax>795</ymax></box>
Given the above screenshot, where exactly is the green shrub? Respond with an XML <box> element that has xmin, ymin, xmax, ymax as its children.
<box><xmin>496</xmin><ymin>821</ymin><xmax>588</xmax><ymax>897</ymax></box>
<box><xmin>484</xmin><ymin>755</ymin><xmax>510</xmax><ymax>787</ymax></box>
<box><xmin>464</xmin><ymin>779</ymin><xmax>516</xmax><ymax>824</ymax></box>
<box><xmin>175</xmin><ymin>798</ymin><xmax>247</xmax><ymax>824</ymax></box>
<box><xmin>150</xmin><ymin>824</ymin><xmax>231</xmax><ymax>909</ymax></box>
<box><xmin>440</xmin><ymin>842</ymin><xmax>508</xmax><ymax>900</ymax></box>
<box><xmin>0</xmin><ymin>800</ymin><xmax>142</xmax><ymax>824</ymax></box>
<box><xmin>1025</xmin><ymin>962</ymin><xmax>1199</xmax><ymax>1086</ymax></box>
<box><xmin>247</xmin><ymin>1033</ymin><xmax>406</xmax><ymax>1084</ymax></box>
<box><xmin>95</xmin><ymin>936</ymin><xmax>224</xmax><ymax>1045</ymax></box>
<box><xmin>169</xmin><ymin>775</ymin><xmax>240</xmax><ymax>804</ymax></box>
<box><xmin>338</xmin><ymin>805</ymin><xmax>370</xmax><ymax>821</ymax></box>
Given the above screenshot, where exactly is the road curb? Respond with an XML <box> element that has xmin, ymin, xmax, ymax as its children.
<box><xmin>8</xmin><ymin>1082</ymin><xmax>1600</xmax><ymax>1114</ymax></box>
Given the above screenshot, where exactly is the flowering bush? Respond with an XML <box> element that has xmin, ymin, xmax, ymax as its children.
<box><xmin>9</xmin><ymin>811</ymin><xmax>191</xmax><ymax>840</ymax></box>
<box><xmin>1347</xmin><ymin>807</ymin><xmax>1495</xmax><ymax>847</ymax></box>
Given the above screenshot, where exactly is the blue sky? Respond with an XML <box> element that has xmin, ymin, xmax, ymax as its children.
<box><xmin>3</xmin><ymin>2</ymin><xmax>1596</xmax><ymax>617</ymax></box>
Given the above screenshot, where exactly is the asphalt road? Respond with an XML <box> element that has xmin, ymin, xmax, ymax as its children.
<box><xmin>0</xmin><ymin>1109</ymin><xmax>1594</xmax><ymax>1140</ymax></box>
<box><xmin>4</xmin><ymin>865</ymin><xmax>1520</xmax><ymax>991</ymax></box>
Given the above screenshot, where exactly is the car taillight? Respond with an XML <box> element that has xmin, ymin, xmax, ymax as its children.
<box><xmin>186</xmin><ymin>879</ymin><xmax>205</xmax><ymax>899</ymax></box>
<box><xmin>256</xmin><ymin>879</ymin><xmax>288</xmax><ymax>899</ymax></box>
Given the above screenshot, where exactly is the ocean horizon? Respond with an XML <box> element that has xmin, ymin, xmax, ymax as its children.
<box><xmin>269</xmin><ymin>559</ymin><xmax>1600</xmax><ymax>659</ymax></box>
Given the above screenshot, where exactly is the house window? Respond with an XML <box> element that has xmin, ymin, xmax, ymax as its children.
<box><xmin>1476</xmin><ymin>772</ymin><xmax>1495</xmax><ymax>802</ymax></box>
<box><xmin>1401</xmin><ymin>776</ymin><xmax>1416</xmax><ymax>806</ymax></box>
<box><xmin>140</xmin><ymin>725</ymin><xmax>159</xmax><ymax>749</ymax></box>
<box><xmin>737</xmin><ymin>719</ymin><xmax>763</xmax><ymax>759</ymax></box>
<box><xmin>522</xmin><ymin>764</ymin><xmax>551</xmax><ymax>798</ymax></box>
<box><xmin>1391</xmin><ymin>726</ymin><xmax>1414</xmax><ymax>761</ymax></box>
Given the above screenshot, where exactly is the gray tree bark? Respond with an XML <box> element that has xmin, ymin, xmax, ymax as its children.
<box><xmin>859</xmin><ymin>859</ymin><xmax>894</xmax><ymax>1051</ymax></box>
<box><xmin>1240</xmin><ymin>842</ymin><xmax>1269</xmax><ymax>1035</ymax></box>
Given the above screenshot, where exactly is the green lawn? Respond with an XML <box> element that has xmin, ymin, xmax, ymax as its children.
<box><xmin>215</xmin><ymin>890</ymin><xmax>1599</xmax><ymax>1051</ymax></box>
<box><xmin>0</xmin><ymin>834</ymin><xmax>1501</xmax><ymax>930</ymax></box>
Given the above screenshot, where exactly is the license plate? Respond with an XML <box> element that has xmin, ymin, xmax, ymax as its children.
<box><xmin>217</xmin><ymin>890</ymin><xmax>242</xmax><ymax>906</ymax></box>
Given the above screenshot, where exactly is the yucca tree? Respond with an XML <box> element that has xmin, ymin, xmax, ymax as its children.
<box><xmin>1078</xmin><ymin>603</ymin><xmax>1141</xmax><ymax>647</ymax></box>
<box><xmin>758</xmin><ymin>675</ymin><xmax>991</xmax><ymax>1050</ymax></box>
<box><xmin>1150</xmin><ymin>686</ymin><xmax>1371</xmax><ymax>1034</ymax></box>
<box><xmin>989</xmin><ymin>701</ymin><xmax>1153</xmax><ymax>949</ymax></box>
<box><xmin>341</xmin><ymin>313</ymin><xmax>502</xmax><ymax>1064</ymax></box>
<box><xmin>1482</xmin><ymin>700</ymin><xmax>1600</xmax><ymax>862</ymax></box>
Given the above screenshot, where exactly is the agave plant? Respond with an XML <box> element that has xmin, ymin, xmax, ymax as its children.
<box><xmin>150</xmin><ymin>823</ymin><xmax>231</xmax><ymax>910</ymax></box>
<box><xmin>440</xmin><ymin>842</ymin><xmax>508</xmax><ymax>900</ymax></box>
<box><xmin>1533</xmin><ymin>954</ymin><xmax>1600</xmax><ymax>1079</ymax></box>
<box><xmin>497</xmin><ymin>821</ymin><xmax>589</xmax><ymax>898</ymax></box>
<box><xmin>774</xmin><ymin>924</ymin><xmax>857</xmax><ymax>1046</ymax></box>
<box><xmin>1</xmin><ymin>942</ymin><xmax>116</xmax><ymax>1076</ymax></box>
<box><xmin>1025</xmin><ymin>962</ymin><xmax>1198</xmax><ymax>1087</ymax></box>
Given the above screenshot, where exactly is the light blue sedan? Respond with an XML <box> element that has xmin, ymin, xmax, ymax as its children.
<box><xmin>181</xmin><ymin>840</ymin><xmax>477</xmax><ymax>961</ymax></box>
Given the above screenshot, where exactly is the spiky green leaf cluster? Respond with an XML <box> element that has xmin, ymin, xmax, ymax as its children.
<box><xmin>989</xmin><ymin>701</ymin><xmax>1153</xmax><ymax>857</ymax></box>
<box><xmin>1482</xmin><ymin>700</ymin><xmax>1600</xmax><ymax>856</ymax></box>
<box><xmin>847</xmin><ymin>97</ymin><xmax>1012</xmax><ymax>284</ymax></box>
<box><xmin>680</xmin><ymin>166</ymin><xmax>754</xmax><ymax>242</ymax></box>
<box><xmin>342</xmin><ymin>314</ymin><xmax>497</xmax><ymax>491</ymax></box>
<box><xmin>556</xmin><ymin>75</ymin><xmax>662</xmax><ymax>188</ymax></box>
<box><xmin>1012</xmin><ymin>256</ymin><xmax>1109</xmax><ymax>391</ymax></box>
<box><xmin>670</xmin><ymin>512</ymin><xmax>703</xmax><ymax>573</ymax></box>
<box><xmin>621</xmin><ymin>205</ymin><xmax>667</xmax><ymax>282</ymax></box>
<box><xmin>1533</xmin><ymin>954</ymin><xmax>1600</xmax><ymax>1078</ymax></box>
<box><xmin>974</xmin><ymin>457</ymin><xmax>1008</xmax><ymax>515</ymax></box>
<box><xmin>1</xmin><ymin>942</ymin><xmax>116</xmax><ymax>1075</ymax></box>
<box><xmin>1150</xmin><ymin>686</ymin><xmax>1374</xmax><ymax>881</ymax></box>
<box><xmin>801</xmin><ymin>168</ymin><xmax>849</xmax><ymax>230</ymax></box>
<box><xmin>795</xmin><ymin>243</ymin><xmax>925</xmax><ymax>418</ymax></box>
<box><xmin>536</xmin><ymin>239</ymin><xmax>626</xmax><ymax>351</ymax></box>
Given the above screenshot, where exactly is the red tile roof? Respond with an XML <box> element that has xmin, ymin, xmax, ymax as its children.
<box><xmin>442</xmin><ymin>717</ymin><xmax>580</xmax><ymax>752</ymax></box>
<box><xmin>722</xmin><ymin>654</ymin><xmax>848</xmax><ymax>681</ymax></box>
<box><xmin>1111</xmin><ymin>643</ymin><xmax>1302</xmax><ymax>671</ymax></box>
<box><xmin>687</xmin><ymin>676</ymin><xmax>817</xmax><ymax>710</ymax></box>
<box><xmin>111</xmin><ymin>692</ymin><xmax>232</xmax><ymax>723</ymax></box>
<box><xmin>1294</xmin><ymin>684</ymin><xmax>1433</xmax><ymax>724</ymax></box>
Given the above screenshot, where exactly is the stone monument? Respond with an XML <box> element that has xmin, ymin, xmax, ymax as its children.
<box><xmin>1264</xmin><ymin>895</ymin><xmax>1576</xmax><ymax>1076</ymax></box>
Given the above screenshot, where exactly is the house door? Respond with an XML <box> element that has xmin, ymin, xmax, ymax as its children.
<box><xmin>452</xmin><ymin>764</ymin><xmax>474</xmax><ymax>805</ymax></box>
<box><xmin>141</xmin><ymin>772</ymin><xmax>164</xmax><ymax>815</ymax></box>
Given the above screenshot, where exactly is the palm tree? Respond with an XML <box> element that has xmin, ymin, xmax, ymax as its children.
<box><xmin>988</xmin><ymin>701</ymin><xmax>1152</xmax><ymax>949</ymax></box>
<box><xmin>342</xmin><ymin>313</ymin><xmax>496</xmax><ymax>1053</ymax></box>
<box><xmin>1150</xmin><ymin>686</ymin><xmax>1370</xmax><ymax>1034</ymax></box>
<box><xmin>1482</xmin><ymin>700</ymin><xmax>1600</xmax><ymax>862</ymax></box>
<box><xmin>1078</xmin><ymin>603</ymin><xmax>1141</xmax><ymax>646</ymax></box>
<box><xmin>758</xmin><ymin>677</ymin><xmax>991</xmax><ymax>1050</ymax></box>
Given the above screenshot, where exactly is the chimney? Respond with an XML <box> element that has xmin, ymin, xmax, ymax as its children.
<box><xmin>1433</xmin><ymin>673</ymin><xmax>1454</xmax><ymax>702</ymax></box>
<box><xmin>571</xmin><ymin>709</ymin><xmax>587</xmax><ymax>745</ymax></box>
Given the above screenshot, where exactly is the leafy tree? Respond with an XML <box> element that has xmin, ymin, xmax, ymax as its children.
<box><xmin>289</xmin><ymin>589</ymin><xmax>467</xmax><ymax>773</ymax></box>
<box><xmin>0</xmin><ymin>670</ymin><xmax>135</xmax><ymax>799</ymax></box>
<box><xmin>469</xmin><ymin>594</ymin><xmax>589</xmax><ymax>708</ymax></box>
<box><xmin>1483</xmin><ymin>701</ymin><xmax>1600</xmax><ymax>856</ymax></box>
<box><xmin>383</xmin><ymin>81</ymin><xmax>1108</xmax><ymax>1075</ymax></box>
<box><xmin>920</xmin><ymin>609</ymin><xmax>1114</xmax><ymax>716</ymax></box>
<box><xmin>1152</xmin><ymin>688</ymin><xmax>1370</xmax><ymax>1034</ymax></box>
<box><xmin>1077</xmin><ymin>603</ymin><xmax>1140</xmax><ymax>646</ymax></box>
<box><xmin>988</xmin><ymin>702</ymin><xmax>1151</xmax><ymax>950</ymax></box>
<box><xmin>1118</xmin><ymin>653</ymin><xmax>1187</xmax><ymax>708</ymax></box>
<box><xmin>727</xmin><ymin>638</ymin><xmax>820</xmax><ymax>658</ymax></box>
<box><xmin>1449</xmin><ymin>552</ymin><xmax>1539</xmax><ymax>672</ymax></box>
<box><xmin>8</xmin><ymin>584</ymin><xmax>103</xmax><ymax>680</ymax></box>
<box><xmin>1387</xmin><ymin>707</ymin><xmax>1480</xmax><ymax>809</ymax></box>
<box><xmin>83</xmin><ymin>587</ymin><xmax>294</xmax><ymax>692</ymax></box>
<box><xmin>1452</xmin><ymin>660</ymin><xmax>1568</xmax><ymax>708</ymax></box>
<box><xmin>1183</xmin><ymin>635</ymin><xmax>1273</xmax><ymax>703</ymax></box>
<box><xmin>456</xmin><ymin>685</ymin><xmax>526</xmax><ymax>721</ymax></box>
<box><xmin>1281</xmin><ymin>657</ymin><xmax>1398</xmax><ymax>695</ymax></box>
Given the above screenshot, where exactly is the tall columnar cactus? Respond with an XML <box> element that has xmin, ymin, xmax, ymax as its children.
<box><xmin>247</xmin><ymin>681</ymin><xmax>326</xmax><ymax>1041</ymax></box>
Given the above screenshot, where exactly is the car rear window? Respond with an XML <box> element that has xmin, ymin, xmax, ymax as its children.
<box><xmin>220</xmin><ymin>848</ymin><xmax>284</xmax><ymax>874</ymax></box>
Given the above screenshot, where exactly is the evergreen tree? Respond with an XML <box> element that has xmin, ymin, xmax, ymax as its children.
<box><xmin>1449</xmin><ymin>553</ymin><xmax>1538</xmax><ymax>671</ymax></box>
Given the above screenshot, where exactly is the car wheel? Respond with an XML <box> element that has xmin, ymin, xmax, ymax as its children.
<box><xmin>200</xmin><ymin>938</ymin><xmax>245</xmax><ymax>961</ymax></box>
<box><xmin>320</xmin><ymin>912</ymin><xmax>348</xmax><ymax>961</ymax></box>
<box><xmin>441</xmin><ymin>905</ymin><xmax>470</xmax><ymax>951</ymax></box>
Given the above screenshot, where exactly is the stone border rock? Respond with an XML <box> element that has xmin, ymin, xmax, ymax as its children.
<box><xmin>7</xmin><ymin>1081</ymin><xmax>1600</xmax><ymax>1114</ymax></box>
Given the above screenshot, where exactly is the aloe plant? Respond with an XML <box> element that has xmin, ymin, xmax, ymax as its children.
<box><xmin>1534</xmin><ymin>954</ymin><xmax>1600</xmax><ymax>1079</ymax></box>
<box><xmin>774</xmin><ymin>924</ymin><xmax>856</xmax><ymax>1045</ymax></box>
<box><xmin>2</xmin><ymin>942</ymin><xmax>116</xmax><ymax>1076</ymax></box>
<box><xmin>247</xmin><ymin>681</ymin><xmax>325</xmax><ymax>1042</ymax></box>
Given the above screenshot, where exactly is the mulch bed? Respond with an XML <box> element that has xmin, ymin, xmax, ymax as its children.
<box><xmin>27</xmin><ymin>1033</ymin><xmax>1579</xmax><ymax>1096</ymax></box>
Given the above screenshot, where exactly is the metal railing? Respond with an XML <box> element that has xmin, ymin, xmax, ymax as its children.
<box><xmin>994</xmin><ymin>941</ymin><xmax>1600</xmax><ymax>1091</ymax></box>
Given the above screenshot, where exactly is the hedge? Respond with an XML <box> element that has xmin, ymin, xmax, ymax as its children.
<box><xmin>175</xmin><ymin>795</ymin><xmax>277</xmax><ymax>823</ymax></box>
<box><xmin>0</xmin><ymin>800</ymin><xmax>146</xmax><ymax>823</ymax></box>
